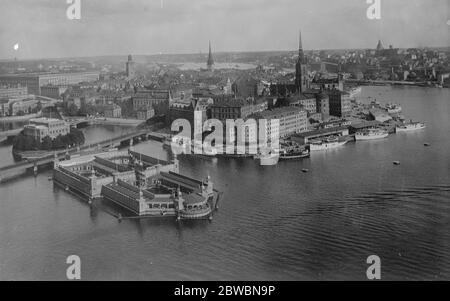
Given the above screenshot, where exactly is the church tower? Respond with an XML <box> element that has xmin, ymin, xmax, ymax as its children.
<box><xmin>207</xmin><ymin>41</ymin><xmax>215</xmax><ymax>71</ymax></box>
<box><xmin>295</xmin><ymin>30</ymin><xmax>309</xmax><ymax>94</ymax></box>
<box><xmin>126</xmin><ymin>54</ymin><xmax>136</xmax><ymax>79</ymax></box>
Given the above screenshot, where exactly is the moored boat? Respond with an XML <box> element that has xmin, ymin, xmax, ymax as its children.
<box><xmin>259</xmin><ymin>154</ymin><xmax>279</xmax><ymax>166</ymax></box>
<box><xmin>309</xmin><ymin>137</ymin><xmax>349</xmax><ymax>151</ymax></box>
<box><xmin>279</xmin><ymin>148</ymin><xmax>310</xmax><ymax>160</ymax></box>
<box><xmin>355</xmin><ymin>128</ymin><xmax>389</xmax><ymax>141</ymax></box>
<box><xmin>385</xmin><ymin>103</ymin><xmax>402</xmax><ymax>114</ymax></box>
<box><xmin>255</xmin><ymin>148</ymin><xmax>279</xmax><ymax>166</ymax></box>
<box><xmin>396</xmin><ymin>121</ymin><xmax>426</xmax><ymax>132</ymax></box>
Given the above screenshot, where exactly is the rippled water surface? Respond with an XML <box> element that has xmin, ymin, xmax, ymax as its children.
<box><xmin>1</xmin><ymin>86</ymin><xmax>450</xmax><ymax>280</ymax></box>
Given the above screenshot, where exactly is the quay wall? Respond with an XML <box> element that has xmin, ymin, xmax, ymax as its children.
<box><xmin>102</xmin><ymin>185</ymin><xmax>140</xmax><ymax>215</ymax></box>
<box><xmin>53</xmin><ymin>166</ymin><xmax>114</xmax><ymax>198</ymax></box>
<box><xmin>102</xmin><ymin>179</ymin><xmax>143</xmax><ymax>214</ymax></box>
<box><xmin>53</xmin><ymin>167</ymin><xmax>92</xmax><ymax>197</ymax></box>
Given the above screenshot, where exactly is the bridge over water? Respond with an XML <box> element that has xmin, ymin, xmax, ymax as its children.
<box><xmin>0</xmin><ymin>129</ymin><xmax>168</xmax><ymax>183</ymax></box>
<box><xmin>0</xmin><ymin>116</ymin><xmax>145</xmax><ymax>140</ymax></box>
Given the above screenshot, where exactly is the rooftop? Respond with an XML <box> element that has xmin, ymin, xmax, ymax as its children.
<box><xmin>30</xmin><ymin>117</ymin><xmax>63</xmax><ymax>123</ymax></box>
<box><xmin>294</xmin><ymin>126</ymin><xmax>349</xmax><ymax>138</ymax></box>
<box><xmin>257</xmin><ymin>106</ymin><xmax>306</xmax><ymax>118</ymax></box>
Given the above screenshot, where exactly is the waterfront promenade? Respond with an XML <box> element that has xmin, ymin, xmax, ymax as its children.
<box><xmin>0</xmin><ymin>116</ymin><xmax>146</xmax><ymax>140</ymax></box>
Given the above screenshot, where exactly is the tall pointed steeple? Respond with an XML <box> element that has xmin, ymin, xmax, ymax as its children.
<box><xmin>297</xmin><ymin>30</ymin><xmax>305</xmax><ymax>64</ymax></box>
<box><xmin>295</xmin><ymin>29</ymin><xmax>308</xmax><ymax>94</ymax></box>
<box><xmin>207</xmin><ymin>41</ymin><xmax>214</xmax><ymax>71</ymax></box>
<box><xmin>299</xmin><ymin>30</ymin><xmax>302</xmax><ymax>52</ymax></box>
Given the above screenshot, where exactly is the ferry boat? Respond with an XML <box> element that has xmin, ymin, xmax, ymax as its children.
<box><xmin>396</xmin><ymin>121</ymin><xmax>426</xmax><ymax>132</ymax></box>
<box><xmin>355</xmin><ymin>128</ymin><xmax>389</xmax><ymax>141</ymax></box>
<box><xmin>385</xmin><ymin>103</ymin><xmax>402</xmax><ymax>114</ymax></box>
<box><xmin>309</xmin><ymin>137</ymin><xmax>349</xmax><ymax>151</ymax></box>
<box><xmin>254</xmin><ymin>148</ymin><xmax>279</xmax><ymax>166</ymax></box>
<box><xmin>279</xmin><ymin>148</ymin><xmax>310</xmax><ymax>160</ymax></box>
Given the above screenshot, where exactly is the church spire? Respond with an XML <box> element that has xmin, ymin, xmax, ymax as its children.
<box><xmin>298</xmin><ymin>29</ymin><xmax>305</xmax><ymax>64</ymax></box>
<box><xmin>295</xmin><ymin>29</ymin><xmax>308</xmax><ymax>94</ymax></box>
<box><xmin>207</xmin><ymin>41</ymin><xmax>214</xmax><ymax>71</ymax></box>
<box><xmin>299</xmin><ymin>30</ymin><xmax>303</xmax><ymax>53</ymax></box>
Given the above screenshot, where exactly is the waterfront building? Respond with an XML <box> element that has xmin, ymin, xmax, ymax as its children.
<box><xmin>319</xmin><ymin>118</ymin><xmax>353</xmax><ymax>130</ymax></box>
<box><xmin>40</xmin><ymin>85</ymin><xmax>67</xmax><ymax>99</ymax></box>
<box><xmin>292</xmin><ymin>126</ymin><xmax>350</xmax><ymax>145</ymax></box>
<box><xmin>63</xmin><ymin>85</ymin><xmax>98</xmax><ymax>109</ymax></box>
<box><xmin>315</xmin><ymin>93</ymin><xmax>330</xmax><ymax>121</ymax></box>
<box><xmin>169</xmin><ymin>98</ymin><xmax>209</xmax><ymax>131</ymax></box>
<box><xmin>327</xmin><ymin>90</ymin><xmax>352</xmax><ymax>118</ymax></box>
<box><xmin>132</xmin><ymin>89</ymin><xmax>171</xmax><ymax>115</ymax></box>
<box><xmin>126</xmin><ymin>55</ymin><xmax>136</xmax><ymax>79</ymax></box>
<box><xmin>8</xmin><ymin>98</ymin><xmax>40</xmax><ymax>116</ymax></box>
<box><xmin>104</xmin><ymin>104</ymin><xmax>122</xmax><ymax>118</ymax></box>
<box><xmin>53</xmin><ymin>149</ymin><xmax>179</xmax><ymax>199</ymax></box>
<box><xmin>209</xmin><ymin>96</ymin><xmax>268</xmax><ymax>147</ymax></box>
<box><xmin>299</xmin><ymin>97</ymin><xmax>317</xmax><ymax>115</ymax></box>
<box><xmin>102</xmin><ymin>172</ymin><xmax>219</xmax><ymax>218</ymax></box>
<box><xmin>256</xmin><ymin>106</ymin><xmax>308</xmax><ymax>138</ymax></box>
<box><xmin>136</xmin><ymin>108</ymin><xmax>155</xmax><ymax>120</ymax></box>
<box><xmin>349</xmin><ymin>120</ymin><xmax>382</xmax><ymax>134</ymax></box>
<box><xmin>23</xmin><ymin>118</ymin><xmax>70</xmax><ymax>142</ymax></box>
<box><xmin>210</xmin><ymin>96</ymin><xmax>268</xmax><ymax>121</ymax></box>
<box><xmin>0</xmin><ymin>84</ymin><xmax>28</xmax><ymax>99</ymax></box>
<box><xmin>0</xmin><ymin>72</ymin><xmax>100</xmax><ymax>95</ymax></box>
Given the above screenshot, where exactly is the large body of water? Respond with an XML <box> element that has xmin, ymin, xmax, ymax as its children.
<box><xmin>1</xmin><ymin>86</ymin><xmax>450</xmax><ymax>280</ymax></box>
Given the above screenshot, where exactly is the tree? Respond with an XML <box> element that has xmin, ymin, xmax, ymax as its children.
<box><xmin>12</xmin><ymin>133</ymin><xmax>39</xmax><ymax>151</ymax></box>
<box><xmin>79</xmin><ymin>103</ymin><xmax>96</xmax><ymax>116</ymax></box>
<box><xmin>41</xmin><ymin>136</ymin><xmax>53</xmax><ymax>150</ymax></box>
<box><xmin>52</xmin><ymin>135</ymin><xmax>65</xmax><ymax>150</ymax></box>
<box><xmin>66</xmin><ymin>104</ymin><xmax>79</xmax><ymax>116</ymax></box>
<box><xmin>69</xmin><ymin>128</ymin><xmax>85</xmax><ymax>145</ymax></box>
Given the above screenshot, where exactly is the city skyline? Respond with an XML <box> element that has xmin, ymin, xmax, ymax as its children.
<box><xmin>1</xmin><ymin>0</ymin><xmax>449</xmax><ymax>60</ymax></box>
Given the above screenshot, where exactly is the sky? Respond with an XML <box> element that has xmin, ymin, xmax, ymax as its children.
<box><xmin>0</xmin><ymin>0</ymin><xmax>449</xmax><ymax>60</ymax></box>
